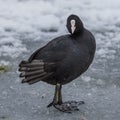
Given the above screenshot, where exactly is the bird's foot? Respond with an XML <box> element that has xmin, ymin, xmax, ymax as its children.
<box><xmin>54</xmin><ymin>101</ymin><xmax>85</xmax><ymax>113</ymax></box>
<box><xmin>47</xmin><ymin>101</ymin><xmax>85</xmax><ymax>113</ymax></box>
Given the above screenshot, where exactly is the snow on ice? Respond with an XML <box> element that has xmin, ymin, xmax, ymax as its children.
<box><xmin>0</xmin><ymin>0</ymin><xmax>120</xmax><ymax>60</ymax></box>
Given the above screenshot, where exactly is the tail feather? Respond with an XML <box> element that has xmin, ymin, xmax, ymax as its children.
<box><xmin>19</xmin><ymin>62</ymin><xmax>44</xmax><ymax>67</ymax></box>
<box><xmin>20</xmin><ymin>69</ymin><xmax>45</xmax><ymax>77</ymax></box>
<box><xmin>28</xmin><ymin>73</ymin><xmax>53</xmax><ymax>85</ymax></box>
<box><xmin>19</xmin><ymin>60</ymin><xmax>53</xmax><ymax>84</ymax></box>
<box><xmin>19</xmin><ymin>66</ymin><xmax>44</xmax><ymax>72</ymax></box>
<box><xmin>21</xmin><ymin>72</ymin><xmax>47</xmax><ymax>83</ymax></box>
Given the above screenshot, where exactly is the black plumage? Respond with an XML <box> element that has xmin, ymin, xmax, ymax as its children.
<box><xmin>19</xmin><ymin>14</ymin><xmax>96</xmax><ymax>112</ymax></box>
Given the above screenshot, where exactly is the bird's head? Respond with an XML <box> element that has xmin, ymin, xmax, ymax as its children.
<box><xmin>66</xmin><ymin>14</ymin><xmax>84</xmax><ymax>35</ymax></box>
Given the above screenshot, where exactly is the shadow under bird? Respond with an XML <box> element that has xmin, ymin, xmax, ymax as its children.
<box><xmin>19</xmin><ymin>14</ymin><xmax>96</xmax><ymax>113</ymax></box>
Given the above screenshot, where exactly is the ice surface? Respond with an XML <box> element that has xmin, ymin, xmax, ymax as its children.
<box><xmin>0</xmin><ymin>0</ymin><xmax>120</xmax><ymax>120</ymax></box>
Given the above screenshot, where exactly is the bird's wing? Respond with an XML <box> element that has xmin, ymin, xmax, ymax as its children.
<box><xmin>28</xmin><ymin>36</ymin><xmax>69</xmax><ymax>63</ymax></box>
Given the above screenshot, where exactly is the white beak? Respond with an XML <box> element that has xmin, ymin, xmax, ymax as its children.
<box><xmin>71</xmin><ymin>26</ymin><xmax>76</xmax><ymax>34</ymax></box>
<box><xmin>70</xmin><ymin>19</ymin><xmax>76</xmax><ymax>34</ymax></box>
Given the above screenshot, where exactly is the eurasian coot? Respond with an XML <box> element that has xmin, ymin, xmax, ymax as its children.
<box><xmin>19</xmin><ymin>14</ymin><xmax>96</xmax><ymax>113</ymax></box>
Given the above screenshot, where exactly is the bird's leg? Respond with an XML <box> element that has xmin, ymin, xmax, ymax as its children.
<box><xmin>47</xmin><ymin>83</ymin><xmax>62</xmax><ymax>107</ymax></box>
<box><xmin>47</xmin><ymin>83</ymin><xmax>85</xmax><ymax>113</ymax></box>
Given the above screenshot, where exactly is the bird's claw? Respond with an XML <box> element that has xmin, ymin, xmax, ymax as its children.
<box><xmin>49</xmin><ymin>101</ymin><xmax>85</xmax><ymax>113</ymax></box>
<box><xmin>47</xmin><ymin>102</ymin><xmax>54</xmax><ymax>108</ymax></box>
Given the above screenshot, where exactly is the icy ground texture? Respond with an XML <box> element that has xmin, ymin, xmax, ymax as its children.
<box><xmin>0</xmin><ymin>0</ymin><xmax>120</xmax><ymax>120</ymax></box>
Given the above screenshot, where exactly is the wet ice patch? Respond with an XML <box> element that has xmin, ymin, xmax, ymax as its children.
<box><xmin>32</xmin><ymin>15</ymin><xmax>60</xmax><ymax>32</ymax></box>
<box><xmin>96</xmin><ymin>79</ymin><xmax>105</xmax><ymax>85</ymax></box>
<box><xmin>0</xmin><ymin>37</ymin><xmax>27</xmax><ymax>58</ymax></box>
<box><xmin>0</xmin><ymin>60</ymin><xmax>10</xmax><ymax>66</ymax></box>
<box><xmin>81</xmin><ymin>76</ymin><xmax>92</xmax><ymax>82</ymax></box>
<box><xmin>96</xmin><ymin>31</ymin><xmax>120</xmax><ymax>59</ymax></box>
<box><xmin>0</xmin><ymin>0</ymin><xmax>61</xmax><ymax>34</ymax></box>
<box><xmin>81</xmin><ymin>76</ymin><xmax>105</xmax><ymax>86</ymax></box>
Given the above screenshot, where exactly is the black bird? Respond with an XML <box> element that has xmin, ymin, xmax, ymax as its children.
<box><xmin>19</xmin><ymin>14</ymin><xmax>96</xmax><ymax>113</ymax></box>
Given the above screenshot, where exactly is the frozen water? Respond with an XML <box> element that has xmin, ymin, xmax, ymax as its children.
<box><xmin>0</xmin><ymin>0</ymin><xmax>120</xmax><ymax>120</ymax></box>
